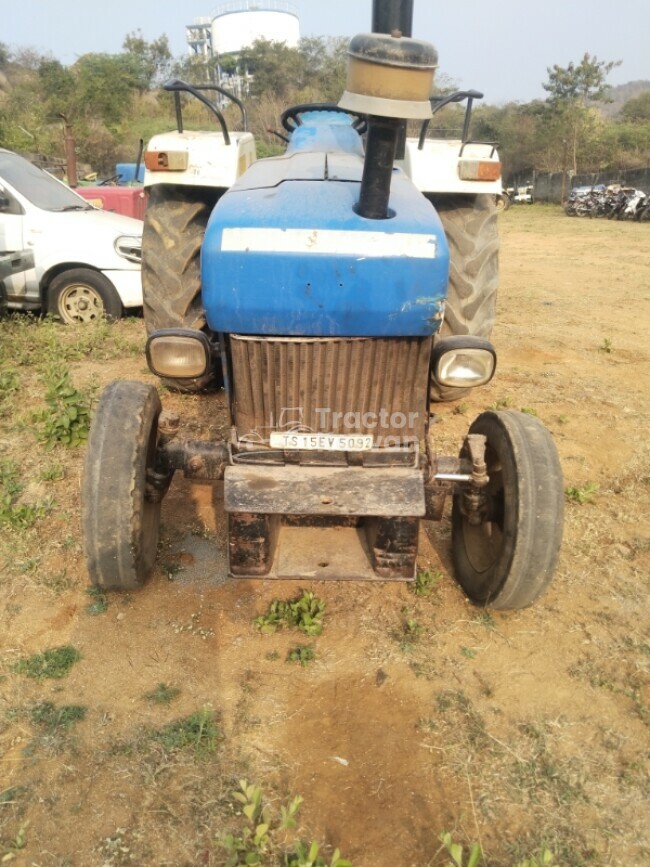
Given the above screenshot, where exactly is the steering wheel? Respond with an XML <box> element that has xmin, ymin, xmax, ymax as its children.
<box><xmin>280</xmin><ymin>103</ymin><xmax>368</xmax><ymax>136</ymax></box>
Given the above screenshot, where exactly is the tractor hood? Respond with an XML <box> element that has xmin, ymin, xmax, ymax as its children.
<box><xmin>201</xmin><ymin>116</ymin><xmax>449</xmax><ymax>338</ymax></box>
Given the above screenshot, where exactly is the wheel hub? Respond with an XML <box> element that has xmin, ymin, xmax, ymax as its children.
<box><xmin>60</xmin><ymin>284</ymin><xmax>103</xmax><ymax>324</ymax></box>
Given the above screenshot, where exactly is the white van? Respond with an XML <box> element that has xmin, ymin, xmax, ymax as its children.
<box><xmin>0</xmin><ymin>149</ymin><xmax>143</xmax><ymax>323</ymax></box>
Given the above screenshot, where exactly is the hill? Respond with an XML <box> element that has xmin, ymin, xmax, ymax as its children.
<box><xmin>600</xmin><ymin>79</ymin><xmax>650</xmax><ymax>117</ymax></box>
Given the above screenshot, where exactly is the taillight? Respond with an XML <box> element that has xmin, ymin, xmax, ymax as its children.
<box><xmin>143</xmin><ymin>150</ymin><xmax>189</xmax><ymax>172</ymax></box>
<box><xmin>458</xmin><ymin>160</ymin><xmax>502</xmax><ymax>182</ymax></box>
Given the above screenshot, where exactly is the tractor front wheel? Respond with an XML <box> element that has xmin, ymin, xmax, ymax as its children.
<box><xmin>451</xmin><ymin>410</ymin><xmax>564</xmax><ymax>609</ymax></box>
<box><xmin>82</xmin><ymin>381</ymin><xmax>165</xmax><ymax>590</ymax></box>
<box><xmin>426</xmin><ymin>194</ymin><xmax>499</xmax><ymax>402</ymax></box>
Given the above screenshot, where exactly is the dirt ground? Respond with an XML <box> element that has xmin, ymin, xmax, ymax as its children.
<box><xmin>0</xmin><ymin>206</ymin><xmax>649</xmax><ymax>866</ymax></box>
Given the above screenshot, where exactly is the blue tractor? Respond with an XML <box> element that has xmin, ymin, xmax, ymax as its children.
<box><xmin>82</xmin><ymin>0</ymin><xmax>563</xmax><ymax>609</ymax></box>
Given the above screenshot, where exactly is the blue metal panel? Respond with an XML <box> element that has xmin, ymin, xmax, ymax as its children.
<box><xmin>201</xmin><ymin>120</ymin><xmax>449</xmax><ymax>338</ymax></box>
<box><xmin>286</xmin><ymin>112</ymin><xmax>365</xmax><ymax>157</ymax></box>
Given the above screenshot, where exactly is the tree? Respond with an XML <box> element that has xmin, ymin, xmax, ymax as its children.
<box><xmin>123</xmin><ymin>31</ymin><xmax>173</xmax><ymax>90</ymax></box>
<box><xmin>543</xmin><ymin>53</ymin><xmax>621</xmax><ymax>173</ymax></box>
<box><xmin>621</xmin><ymin>91</ymin><xmax>650</xmax><ymax>122</ymax></box>
<box><xmin>544</xmin><ymin>53</ymin><xmax>621</xmax><ymax>105</ymax></box>
<box><xmin>237</xmin><ymin>39</ymin><xmax>306</xmax><ymax>99</ymax></box>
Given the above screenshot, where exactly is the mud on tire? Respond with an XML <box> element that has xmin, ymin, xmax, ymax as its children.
<box><xmin>426</xmin><ymin>193</ymin><xmax>499</xmax><ymax>402</ymax></box>
<box><xmin>142</xmin><ymin>184</ymin><xmax>223</xmax><ymax>392</ymax></box>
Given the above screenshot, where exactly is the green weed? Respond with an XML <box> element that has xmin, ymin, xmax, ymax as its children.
<box><xmin>600</xmin><ymin>338</ymin><xmax>613</xmax><ymax>353</ymax></box>
<box><xmin>143</xmin><ymin>683</ymin><xmax>181</xmax><ymax>705</ymax></box>
<box><xmin>565</xmin><ymin>482</ymin><xmax>599</xmax><ymax>504</ymax></box>
<box><xmin>410</xmin><ymin>569</ymin><xmax>442</xmax><ymax>598</ymax></box>
<box><xmin>219</xmin><ymin>780</ymin><xmax>351</xmax><ymax>867</ymax></box>
<box><xmin>439</xmin><ymin>831</ymin><xmax>556</xmax><ymax>867</ymax></box>
<box><xmin>37</xmin><ymin>363</ymin><xmax>94</xmax><ymax>448</ymax></box>
<box><xmin>12</xmin><ymin>645</ymin><xmax>81</xmax><ymax>680</ymax></box>
<box><xmin>397</xmin><ymin>607</ymin><xmax>423</xmax><ymax>651</ymax></box>
<box><xmin>39</xmin><ymin>463</ymin><xmax>65</xmax><ymax>482</ymax></box>
<box><xmin>286</xmin><ymin>645</ymin><xmax>316</xmax><ymax>667</ymax></box>
<box><xmin>520</xmin><ymin>406</ymin><xmax>537</xmax><ymax>416</ymax></box>
<box><xmin>254</xmin><ymin>591</ymin><xmax>326</xmax><ymax>637</ymax></box>
<box><xmin>439</xmin><ymin>831</ymin><xmax>483</xmax><ymax>867</ymax></box>
<box><xmin>0</xmin><ymin>822</ymin><xmax>29</xmax><ymax>863</ymax></box>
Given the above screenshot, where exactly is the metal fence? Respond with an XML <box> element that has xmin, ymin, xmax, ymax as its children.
<box><xmin>531</xmin><ymin>167</ymin><xmax>650</xmax><ymax>203</ymax></box>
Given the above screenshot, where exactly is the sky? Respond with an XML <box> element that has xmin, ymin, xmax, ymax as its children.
<box><xmin>1</xmin><ymin>0</ymin><xmax>649</xmax><ymax>105</ymax></box>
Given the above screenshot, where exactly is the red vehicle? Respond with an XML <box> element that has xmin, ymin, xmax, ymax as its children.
<box><xmin>76</xmin><ymin>185</ymin><xmax>146</xmax><ymax>221</ymax></box>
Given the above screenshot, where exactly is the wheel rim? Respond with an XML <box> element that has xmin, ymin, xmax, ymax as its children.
<box><xmin>461</xmin><ymin>446</ymin><xmax>507</xmax><ymax>575</ymax></box>
<box><xmin>58</xmin><ymin>283</ymin><xmax>104</xmax><ymax>324</ymax></box>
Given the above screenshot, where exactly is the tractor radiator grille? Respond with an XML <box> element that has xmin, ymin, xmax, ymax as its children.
<box><xmin>229</xmin><ymin>335</ymin><xmax>432</xmax><ymax>445</ymax></box>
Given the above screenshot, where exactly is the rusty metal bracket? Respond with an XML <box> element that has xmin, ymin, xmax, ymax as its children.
<box><xmin>460</xmin><ymin>433</ymin><xmax>489</xmax><ymax>526</ymax></box>
<box><xmin>157</xmin><ymin>439</ymin><xmax>230</xmax><ymax>482</ymax></box>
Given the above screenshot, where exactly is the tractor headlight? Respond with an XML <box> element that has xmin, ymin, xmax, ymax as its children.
<box><xmin>432</xmin><ymin>337</ymin><xmax>496</xmax><ymax>388</ymax></box>
<box><xmin>146</xmin><ymin>329</ymin><xmax>211</xmax><ymax>379</ymax></box>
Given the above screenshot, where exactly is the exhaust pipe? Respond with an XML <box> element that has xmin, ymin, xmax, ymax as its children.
<box><xmin>339</xmin><ymin>26</ymin><xmax>437</xmax><ymax>220</ymax></box>
<box><xmin>372</xmin><ymin>0</ymin><xmax>413</xmax><ymax>37</ymax></box>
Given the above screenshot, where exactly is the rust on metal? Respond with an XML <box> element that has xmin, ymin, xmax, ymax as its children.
<box><xmin>224</xmin><ymin>465</ymin><xmax>426</xmax><ymax>517</ymax></box>
<box><xmin>229</xmin><ymin>334</ymin><xmax>431</xmax><ymax>446</ymax></box>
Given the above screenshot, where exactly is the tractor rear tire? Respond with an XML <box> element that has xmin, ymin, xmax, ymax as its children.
<box><xmin>82</xmin><ymin>381</ymin><xmax>163</xmax><ymax>590</ymax></box>
<box><xmin>426</xmin><ymin>194</ymin><xmax>499</xmax><ymax>402</ymax></box>
<box><xmin>142</xmin><ymin>184</ymin><xmax>223</xmax><ymax>392</ymax></box>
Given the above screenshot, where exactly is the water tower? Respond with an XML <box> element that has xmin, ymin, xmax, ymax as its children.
<box><xmin>211</xmin><ymin>1</ymin><xmax>300</xmax><ymax>55</ymax></box>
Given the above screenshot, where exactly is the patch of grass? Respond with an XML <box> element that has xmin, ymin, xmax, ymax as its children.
<box><xmin>520</xmin><ymin>406</ymin><xmax>538</xmax><ymax>416</ymax></box>
<box><xmin>28</xmin><ymin>701</ymin><xmax>86</xmax><ymax>732</ymax></box>
<box><xmin>0</xmin><ymin>459</ymin><xmax>52</xmax><ymax>529</ymax></box>
<box><xmin>565</xmin><ymin>482</ymin><xmax>599</xmax><ymax>504</ymax></box>
<box><xmin>435</xmin><ymin>689</ymin><xmax>490</xmax><ymax>749</ymax></box>
<box><xmin>286</xmin><ymin>645</ymin><xmax>316</xmax><ymax>667</ymax></box>
<box><xmin>512</xmin><ymin>723</ymin><xmax>587</xmax><ymax>808</ymax></box>
<box><xmin>475</xmin><ymin>611</ymin><xmax>496</xmax><ymax>630</ymax></box>
<box><xmin>143</xmin><ymin>683</ymin><xmax>181</xmax><ymax>705</ymax></box>
<box><xmin>0</xmin><ymin>787</ymin><xmax>27</xmax><ymax>806</ymax></box>
<box><xmin>39</xmin><ymin>463</ymin><xmax>65</xmax><ymax>482</ymax></box>
<box><xmin>12</xmin><ymin>645</ymin><xmax>81</xmax><ymax>680</ymax></box>
<box><xmin>149</xmin><ymin>707</ymin><xmax>220</xmax><ymax>758</ymax></box>
<box><xmin>410</xmin><ymin>569</ymin><xmax>442</xmax><ymax>598</ymax></box>
<box><xmin>254</xmin><ymin>591</ymin><xmax>326</xmax><ymax>637</ymax></box>
<box><xmin>39</xmin><ymin>568</ymin><xmax>75</xmax><ymax>595</ymax></box>
<box><xmin>397</xmin><ymin>607</ymin><xmax>424</xmax><ymax>652</ymax></box>
<box><xmin>85</xmin><ymin>587</ymin><xmax>108</xmax><ymax>616</ymax></box>
<box><xmin>600</xmin><ymin>337</ymin><xmax>613</xmax><ymax>354</ymax></box>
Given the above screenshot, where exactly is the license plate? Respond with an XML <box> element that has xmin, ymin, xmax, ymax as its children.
<box><xmin>269</xmin><ymin>432</ymin><xmax>374</xmax><ymax>451</ymax></box>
